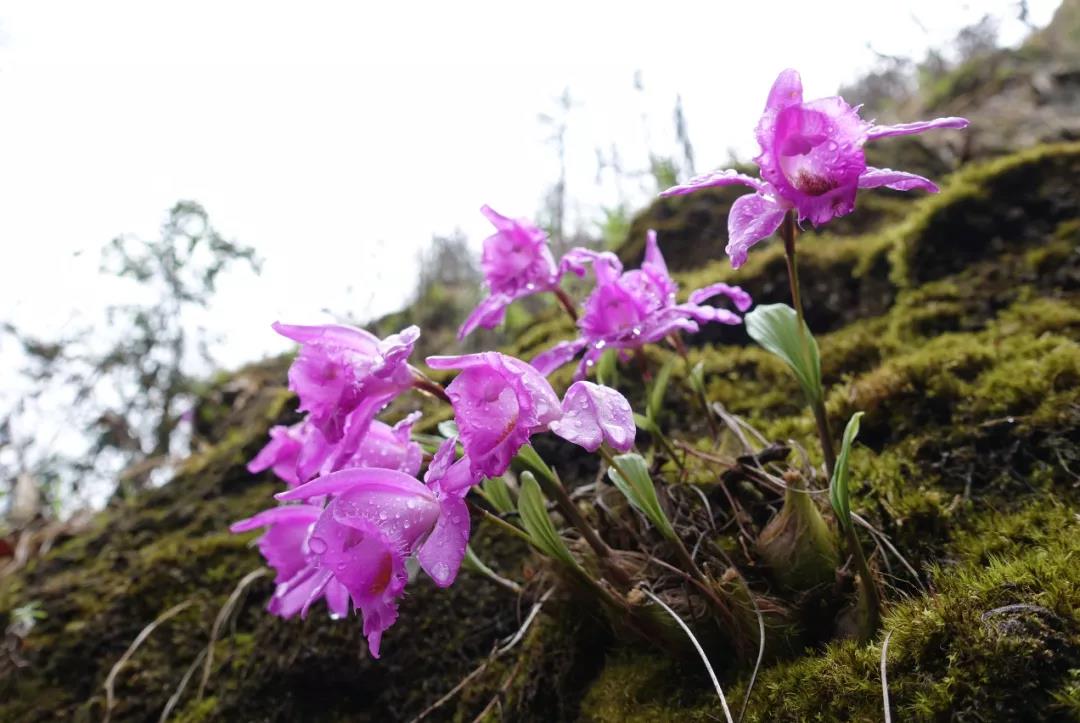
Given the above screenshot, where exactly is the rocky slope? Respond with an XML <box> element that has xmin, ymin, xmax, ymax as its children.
<box><xmin>2</xmin><ymin>6</ymin><xmax>1079</xmax><ymax>721</ymax></box>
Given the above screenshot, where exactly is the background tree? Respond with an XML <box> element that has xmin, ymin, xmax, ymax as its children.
<box><xmin>1</xmin><ymin>201</ymin><xmax>260</xmax><ymax>518</ymax></box>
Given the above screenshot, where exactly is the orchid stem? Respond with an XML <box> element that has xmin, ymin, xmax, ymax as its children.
<box><xmin>518</xmin><ymin>446</ymin><xmax>633</xmax><ymax>590</ymax></box>
<box><xmin>779</xmin><ymin>211</ymin><xmax>836</xmax><ymax>479</ymax></box>
<box><xmin>553</xmin><ymin>287</ymin><xmax>579</xmax><ymax>323</ymax></box>
<box><xmin>597</xmin><ymin>446</ymin><xmax>734</xmax><ymax>627</ymax></box>
<box><xmin>670</xmin><ymin>333</ymin><xmax>719</xmax><ymax>441</ymax></box>
<box><xmin>467</xmin><ymin>499</ymin><xmax>533</xmax><ymax>546</ymax></box>
<box><xmin>843</xmin><ymin>523</ymin><xmax>882</xmax><ymax>640</ymax></box>
<box><xmin>410</xmin><ymin>368</ymin><xmax>452</xmax><ymax>404</ymax></box>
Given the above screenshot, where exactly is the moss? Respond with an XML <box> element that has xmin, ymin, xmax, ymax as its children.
<box><xmin>888</xmin><ymin>142</ymin><xmax>1080</xmax><ymax>286</ymax></box>
<box><xmin>579</xmin><ymin>653</ymin><xmax>717</xmax><ymax>723</ymax></box>
<box><xmin>4</xmin><ymin>141</ymin><xmax>1080</xmax><ymax>720</ymax></box>
<box><xmin>739</xmin><ymin>534</ymin><xmax>1080</xmax><ymax>722</ymax></box>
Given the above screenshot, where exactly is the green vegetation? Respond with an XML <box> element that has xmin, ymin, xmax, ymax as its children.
<box><xmin>2</xmin><ymin>132</ymin><xmax>1078</xmax><ymax>723</ymax></box>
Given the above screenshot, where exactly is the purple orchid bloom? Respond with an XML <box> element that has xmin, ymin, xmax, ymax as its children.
<box><xmin>229</xmin><ymin>504</ymin><xmax>353</xmax><ymax>622</ymax></box>
<box><xmin>549</xmin><ymin>381</ymin><xmax>636</xmax><ymax>453</ymax></box>
<box><xmin>660</xmin><ymin>68</ymin><xmax>969</xmax><ymax>268</ymax></box>
<box><xmin>274</xmin><ymin>322</ymin><xmax>420</xmax><ymax>444</ymax></box>
<box><xmin>426</xmin><ymin>351</ymin><xmax>562</xmax><ymax>478</ymax></box>
<box><xmin>458</xmin><ymin>206</ymin><xmax>562</xmax><ymax>340</ymax></box>
<box><xmin>247</xmin><ymin>421</ymin><xmax>320</xmax><ymax>487</ymax></box>
<box><xmin>235</xmin><ymin>439</ymin><xmax>474</xmax><ymax>658</ymax></box>
<box><xmin>532</xmin><ymin>230</ymin><xmax>751</xmax><ymax>379</ymax></box>
<box><xmin>332</xmin><ymin>412</ymin><xmax>424</xmax><ymax>478</ymax></box>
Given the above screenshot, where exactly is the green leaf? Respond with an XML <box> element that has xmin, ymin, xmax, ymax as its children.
<box><xmin>829</xmin><ymin>412</ymin><xmax>864</xmax><ymax>532</ymax></box>
<box><xmin>479</xmin><ymin>476</ymin><xmax>515</xmax><ymax>515</ymax></box>
<box><xmin>606</xmin><ymin>453</ymin><xmax>677</xmax><ymax>541</ymax></box>
<box><xmin>647</xmin><ymin>355</ymin><xmax>676</xmax><ymax>424</ymax></box>
<box><xmin>514</xmin><ymin>444</ymin><xmax>557</xmax><ymax>484</ymax></box>
<box><xmin>687</xmin><ymin>360</ymin><xmax>707</xmax><ymax>399</ymax></box>
<box><xmin>517</xmin><ymin>472</ymin><xmax>581</xmax><ymax>571</ymax></box>
<box><xmin>437</xmin><ymin>419</ymin><xmax>460</xmax><ymax>439</ymax></box>
<box><xmin>633</xmin><ymin>412</ymin><xmax>659</xmax><ymax>435</ymax></box>
<box><xmin>461</xmin><ymin>545</ymin><xmax>495</xmax><ymax>576</ymax></box>
<box><xmin>595</xmin><ymin>348</ymin><xmax>618</xmax><ymax>387</ymax></box>
<box><xmin>410</xmin><ymin>432</ymin><xmax>447</xmax><ymax>455</ymax></box>
<box><xmin>744</xmin><ymin>303</ymin><xmax>823</xmax><ymax>406</ymax></box>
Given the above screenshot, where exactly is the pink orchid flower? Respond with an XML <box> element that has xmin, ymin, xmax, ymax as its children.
<box><xmin>235</xmin><ymin>438</ymin><xmax>474</xmax><ymax>658</ymax></box>
<box><xmin>458</xmin><ymin>206</ymin><xmax>563</xmax><ymax>339</ymax></box>
<box><xmin>549</xmin><ymin>381</ymin><xmax>636</xmax><ymax>453</ymax></box>
<box><xmin>661</xmin><ymin>68</ymin><xmax>969</xmax><ymax>268</ymax></box>
<box><xmin>426</xmin><ymin>351</ymin><xmax>562</xmax><ymax>478</ymax></box>
<box><xmin>532</xmin><ymin>230</ymin><xmax>751</xmax><ymax>378</ymax></box>
<box><xmin>274</xmin><ymin>322</ymin><xmax>419</xmax><ymax>443</ymax></box>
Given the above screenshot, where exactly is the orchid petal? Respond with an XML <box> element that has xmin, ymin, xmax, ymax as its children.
<box><xmin>530</xmin><ymin>338</ymin><xmax>588</xmax><ymax>375</ymax></box>
<box><xmin>858</xmin><ymin>167</ymin><xmax>939</xmax><ymax>193</ymax></box>
<box><xmin>660</xmin><ymin>168</ymin><xmax>768</xmax><ymax>198</ymax></box>
<box><xmin>457</xmin><ymin>293</ymin><xmax>513</xmax><ymax>340</ymax></box>
<box><xmin>688</xmin><ymin>282</ymin><xmax>753</xmax><ymax>312</ymax></box>
<box><xmin>417</xmin><ymin>496</ymin><xmax>470</xmax><ymax>587</ymax></box>
<box><xmin>765</xmin><ymin>68</ymin><xmax>804</xmax><ymax>112</ymax></box>
<box><xmin>866</xmin><ymin>116</ymin><xmax>969</xmax><ymax>141</ymax></box>
<box><xmin>550</xmin><ymin>381</ymin><xmax>636</xmax><ymax>453</ymax></box>
<box><xmin>230</xmin><ymin>504</ymin><xmax>322</xmax><ymax>533</ymax></box>
<box><xmin>559</xmin><ymin>247</ymin><xmax>623</xmax><ymax>278</ymax></box>
<box><xmin>726</xmin><ymin>193</ymin><xmax>787</xmax><ymax>269</ymax></box>
<box><xmin>276</xmin><ymin>467</ymin><xmax>428</xmax><ymax>502</ymax></box>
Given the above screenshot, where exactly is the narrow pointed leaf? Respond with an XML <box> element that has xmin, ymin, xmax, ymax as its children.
<box><xmin>514</xmin><ymin>444</ymin><xmax>558</xmax><ymax>484</ymax></box>
<box><xmin>606</xmin><ymin>453</ymin><xmax>677</xmax><ymax>540</ymax></box>
<box><xmin>437</xmin><ymin>419</ymin><xmax>460</xmax><ymax>439</ymax></box>
<box><xmin>479</xmin><ymin>475</ymin><xmax>515</xmax><ymax>515</ymax></box>
<box><xmin>647</xmin><ymin>356</ymin><xmax>677</xmax><ymax>424</ymax></box>
<box><xmin>829</xmin><ymin>412</ymin><xmax>864</xmax><ymax>532</ymax></box>
<box><xmin>595</xmin><ymin>348</ymin><xmax>618</xmax><ymax>387</ymax></box>
<box><xmin>687</xmin><ymin>360</ymin><xmax>707</xmax><ymax>399</ymax></box>
<box><xmin>517</xmin><ymin>472</ymin><xmax>581</xmax><ymax>571</ymax></box>
<box><xmin>744</xmin><ymin>303</ymin><xmax>823</xmax><ymax>405</ymax></box>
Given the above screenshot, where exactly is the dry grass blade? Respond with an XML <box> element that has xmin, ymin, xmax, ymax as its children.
<box><xmin>198</xmin><ymin>567</ymin><xmax>270</xmax><ymax>700</ymax></box>
<box><xmin>881</xmin><ymin>630</ymin><xmax>894</xmax><ymax>723</ymax></box>
<box><xmin>408</xmin><ymin>588</ymin><xmax>553</xmax><ymax>723</ymax></box>
<box><xmin>641</xmin><ymin>588</ymin><xmax>733</xmax><ymax>723</ymax></box>
<box><xmin>159</xmin><ymin>648</ymin><xmax>207</xmax><ymax>723</ymax></box>
<box><xmin>853</xmin><ymin>513</ymin><xmax>925</xmax><ymax>593</ymax></box>
<box><xmin>738</xmin><ymin>585</ymin><xmax>766</xmax><ymax>723</ymax></box>
<box><xmin>103</xmin><ymin>599</ymin><xmax>195</xmax><ymax>723</ymax></box>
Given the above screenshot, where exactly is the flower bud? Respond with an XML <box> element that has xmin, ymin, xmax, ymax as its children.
<box><xmin>756</xmin><ymin>471</ymin><xmax>839</xmax><ymax>591</ymax></box>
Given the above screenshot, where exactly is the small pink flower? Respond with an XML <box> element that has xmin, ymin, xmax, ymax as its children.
<box><xmin>261</xmin><ymin>438</ymin><xmax>473</xmax><ymax>657</ymax></box>
<box><xmin>533</xmin><ymin>231</ymin><xmax>751</xmax><ymax>378</ymax></box>
<box><xmin>274</xmin><ymin>322</ymin><xmax>419</xmax><ymax>443</ymax></box>
<box><xmin>229</xmin><ymin>505</ymin><xmax>352</xmax><ymax>621</ymax></box>
<box><xmin>247</xmin><ymin>421</ymin><xmax>319</xmax><ymax>487</ymax></box>
<box><xmin>661</xmin><ymin>69</ymin><xmax>968</xmax><ymax>268</ymax></box>
<box><xmin>426</xmin><ymin>351</ymin><xmax>562</xmax><ymax>478</ymax></box>
<box><xmin>549</xmin><ymin>381</ymin><xmax>635</xmax><ymax>453</ymax></box>
<box><xmin>327</xmin><ymin>412</ymin><xmax>424</xmax><ymax>478</ymax></box>
<box><xmin>458</xmin><ymin>206</ymin><xmax>562</xmax><ymax>339</ymax></box>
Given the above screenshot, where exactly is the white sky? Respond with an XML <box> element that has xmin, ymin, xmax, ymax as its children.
<box><xmin>0</xmin><ymin>0</ymin><xmax>1062</xmax><ymax>375</ymax></box>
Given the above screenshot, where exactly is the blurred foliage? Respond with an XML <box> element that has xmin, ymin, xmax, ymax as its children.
<box><xmin>1</xmin><ymin>201</ymin><xmax>259</xmax><ymax>519</ymax></box>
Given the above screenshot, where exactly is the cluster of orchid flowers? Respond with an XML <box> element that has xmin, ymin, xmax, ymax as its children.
<box><xmin>233</xmin><ymin>68</ymin><xmax>967</xmax><ymax>659</ymax></box>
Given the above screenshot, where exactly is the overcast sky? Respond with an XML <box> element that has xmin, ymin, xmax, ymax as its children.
<box><xmin>0</xmin><ymin>0</ymin><xmax>1061</xmax><ymax>373</ymax></box>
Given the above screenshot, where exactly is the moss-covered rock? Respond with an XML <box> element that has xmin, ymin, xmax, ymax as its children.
<box><xmin>2</xmin><ymin>135</ymin><xmax>1079</xmax><ymax>723</ymax></box>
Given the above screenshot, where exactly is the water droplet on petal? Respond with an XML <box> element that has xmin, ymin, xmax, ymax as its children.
<box><xmin>308</xmin><ymin>536</ymin><xmax>328</xmax><ymax>554</ymax></box>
